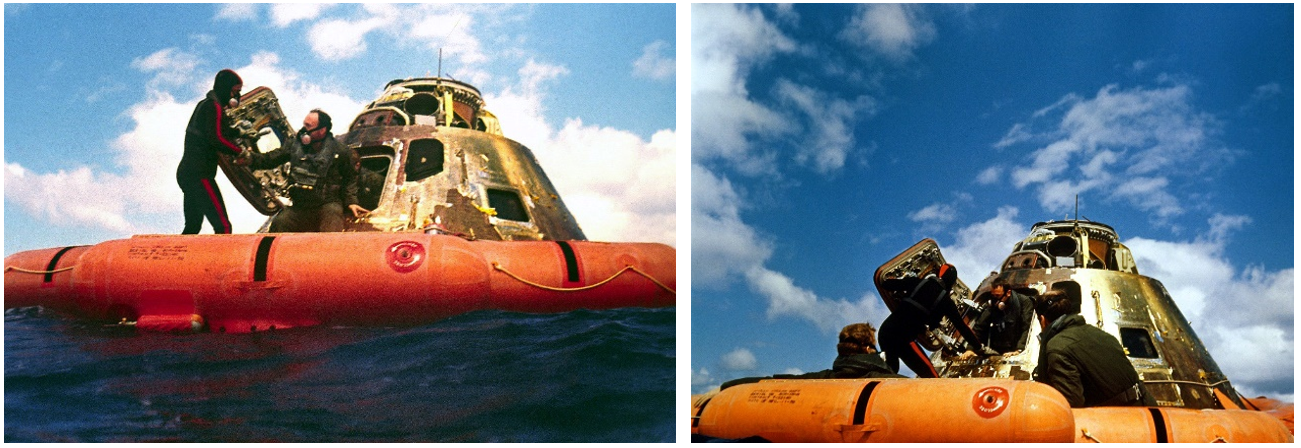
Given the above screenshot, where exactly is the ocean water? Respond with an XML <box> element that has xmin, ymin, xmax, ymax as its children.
<box><xmin>5</xmin><ymin>306</ymin><xmax>676</xmax><ymax>442</ymax></box>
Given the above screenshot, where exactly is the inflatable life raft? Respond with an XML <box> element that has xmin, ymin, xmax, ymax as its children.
<box><xmin>4</xmin><ymin>232</ymin><xmax>675</xmax><ymax>333</ymax></box>
<box><xmin>691</xmin><ymin>378</ymin><xmax>1293</xmax><ymax>443</ymax></box>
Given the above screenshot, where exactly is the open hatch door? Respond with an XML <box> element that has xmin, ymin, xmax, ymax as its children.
<box><xmin>217</xmin><ymin>86</ymin><xmax>295</xmax><ymax>215</ymax></box>
<box><xmin>873</xmin><ymin>238</ymin><xmax>976</xmax><ymax>353</ymax></box>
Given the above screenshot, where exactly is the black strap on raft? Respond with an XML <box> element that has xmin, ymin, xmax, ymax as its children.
<box><xmin>555</xmin><ymin>240</ymin><xmax>579</xmax><ymax>283</ymax></box>
<box><xmin>852</xmin><ymin>381</ymin><xmax>881</xmax><ymax>425</ymax></box>
<box><xmin>1148</xmin><ymin>408</ymin><xmax>1169</xmax><ymax>443</ymax></box>
<box><xmin>44</xmin><ymin>246</ymin><xmax>81</xmax><ymax>284</ymax></box>
<box><xmin>253</xmin><ymin>236</ymin><xmax>276</xmax><ymax>282</ymax></box>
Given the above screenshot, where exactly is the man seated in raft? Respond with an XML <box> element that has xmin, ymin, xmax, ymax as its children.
<box><xmin>960</xmin><ymin>278</ymin><xmax>1036</xmax><ymax>359</ymax></box>
<box><xmin>720</xmin><ymin>322</ymin><xmax>904</xmax><ymax>390</ymax></box>
<box><xmin>1032</xmin><ymin>289</ymin><xmax>1156</xmax><ymax>407</ymax></box>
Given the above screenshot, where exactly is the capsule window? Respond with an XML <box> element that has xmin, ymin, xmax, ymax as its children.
<box><xmin>405</xmin><ymin>139</ymin><xmax>444</xmax><ymax>182</ymax></box>
<box><xmin>487</xmin><ymin>188</ymin><xmax>530</xmax><ymax>222</ymax></box>
<box><xmin>1119</xmin><ymin>327</ymin><xmax>1160</xmax><ymax>359</ymax></box>
<box><xmin>357</xmin><ymin>155</ymin><xmax>391</xmax><ymax>211</ymax></box>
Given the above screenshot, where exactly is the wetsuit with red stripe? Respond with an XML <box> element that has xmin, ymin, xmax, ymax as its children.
<box><xmin>177</xmin><ymin>90</ymin><xmax>243</xmax><ymax>234</ymax></box>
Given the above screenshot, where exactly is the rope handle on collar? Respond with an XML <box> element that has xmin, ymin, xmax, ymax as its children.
<box><xmin>492</xmin><ymin>262</ymin><xmax>675</xmax><ymax>294</ymax></box>
<box><xmin>5</xmin><ymin>265</ymin><xmax>76</xmax><ymax>275</ymax></box>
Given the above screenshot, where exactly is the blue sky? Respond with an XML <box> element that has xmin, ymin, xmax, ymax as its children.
<box><xmin>691</xmin><ymin>4</ymin><xmax>1293</xmax><ymax>401</ymax></box>
<box><xmin>4</xmin><ymin>4</ymin><xmax>676</xmax><ymax>253</ymax></box>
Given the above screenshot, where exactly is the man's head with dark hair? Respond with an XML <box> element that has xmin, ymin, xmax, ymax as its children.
<box><xmin>310</xmin><ymin>109</ymin><xmax>333</xmax><ymax>133</ymax></box>
<box><xmin>836</xmin><ymin>323</ymin><xmax>880</xmax><ymax>356</ymax></box>
<box><xmin>1035</xmin><ymin>289</ymin><xmax>1081</xmax><ymax>322</ymax></box>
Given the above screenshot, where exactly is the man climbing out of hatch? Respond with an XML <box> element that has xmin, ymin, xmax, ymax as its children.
<box><xmin>177</xmin><ymin>69</ymin><xmax>245</xmax><ymax>234</ymax></box>
<box><xmin>719</xmin><ymin>322</ymin><xmax>904</xmax><ymax>390</ymax></box>
<box><xmin>1032</xmin><ymin>289</ymin><xmax>1155</xmax><ymax>407</ymax></box>
<box><xmin>877</xmin><ymin>264</ymin><xmax>995</xmax><ymax>377</ymax></box>
<box><xmin>241</xmin><ymin>109</ymin><xmax>369</xmax><ymax>232</ymax></box>
<box><xmin>961</xmin><ymin>278</ymin><xmax>1036</xmax><ymax>359</ymax></box>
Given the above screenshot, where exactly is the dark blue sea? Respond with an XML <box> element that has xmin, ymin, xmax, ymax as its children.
<box><xmin>5</xmin><ymin>306</ymin><xmax>676</xmax><ymax>442</ymax></box>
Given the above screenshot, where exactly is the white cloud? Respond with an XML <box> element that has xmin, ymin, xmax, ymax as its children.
<box><xmin>908</xmin><ymin>202</ymin><xmax>957</xmax><ymax>225</ymax></box>
<box><xmin>307</xmin><ymin>17</ymin><xmax>390</xmax><ymax>61</ymax></box>
<box><xmin>270</xmin><ymin>3</ymin><xmax>330</xmax><ymax>28</ymax></box>
<box><xmin>839</xmin><ymin>4</ymin><xmax>936</xmax><ymax>61</ymax></box>
<box><xmin>692</xmin><ymin>164</ymin><xmax>886</xmax><ymax>331</ymax></box>
<box><xmin>999</xmin><ymin>84</ymin><xmax>1233</xmax><ymax>220</ymax></box>
<box><xmin>536</xmin><ymin>121</ymin><xmax>675</xmax><ymax>245</ymax></box>
<box><xmin>215</xmin><ymin>3</ymin><xmax>257</xmax><ymax>22</ymax></box>
<box><xmin>774</xmin><ymin>79</ymin><xmax>875</xmax><ymax>174</ymax></box>
<box><xmin>746</xmin><ymin>266</ymin><xmax>881</xmax><ymax>333</ymax></box>
<box><xmin>632</xmin><ymin>40</ymin><xmax>675</xmax><ymax>81</ymax></box>
<box><xmin>941</xmin><ymin>206</ymin><xmax>1027</xmax><ymax>285</ymax></box>
<box><xmin>692</xmin><ymin>4</ymin><xmax>798</xmax><ymax>172</ymax></box>
<box><xmin>976</xmin><ymin>166</ymin><xmax>1002</xmax><ymax>185</ymax></box>
<box><xmin>131</xmin><ymin>48</ymin><xmax>200</xmax><ymax>89</ymax></box>
<box><xmin>692</xmin><ymin>367</ymin><xmax>717</xmax><ymax>391</ymax></box>
<box><xmin>408</xmin><ymin>11</ymin><xmax>489</xmax><ymax>66</ymax></box>
<box><xmin>721</xmin><ymin>348</ymin><xmax>759</xmax><ymax>371</ymax></box>
<box><xmin>4</xmin><ymin>163</ymin><xmax>134</xmax><ymax>233</ymax></box>
<box><xmin>691</xmin><ymin>164</ymin><xmax>772</xmax><ymax>285</ymax></box>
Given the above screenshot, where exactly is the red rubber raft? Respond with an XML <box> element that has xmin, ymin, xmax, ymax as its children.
<box><xmin>4</xmin><ymin>232</ymin><xmax>676</xmax><ymax>333</ymax></box>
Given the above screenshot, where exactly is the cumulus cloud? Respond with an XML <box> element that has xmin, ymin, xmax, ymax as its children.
<box><xmin>975</xmin><ymin>166</ymin><xmax>1002</xmax><ymax>185</ymax></box>
<box><xmin>215</xmin><ymin>3</ymin><xmax>256</xmax><ymax>22</ymax></box>
<box><xmin>632</xmin><ymin>40</ymin><xmax>675</xmax><ymax>81</ymax></box>
<box><xmin>692</xmin><ymin>4</ymin><xmax>798</xmax><ymax>172</ymax></box>
<box><xmin>995</xmin><ymin>83</ymin><xmax>1234</xmax><ymax>221</ymax></box>
<box><xmin>746</xmin><ymin>266</ymin><xmax>883</xmax><ymax>333</ymax></box>
<box><xmin>940</xmin><ymin>206</ymin><xmax>1028</xmax><ymax>285</ymax></box>
<box><xmin>721</xmin><ymin>348</ymin><xmax>759</xmax><ymax>371</ymax></box>
<box><xmin>536</xmin><ymin>122</ymin><xmax>675</xmax><ymax>245</ymax></box>
<box><xmin>131</xmin><ymin>48</ymin><xmax>201</xmax><ymax>89</ymax></box>
<box><xmin>692</xmin><ymin>367</ymin><xmax>718</xmax><ymax>392</ymax></box>
<box><xmin>270</xmin><ymin>3</ymin><xmax>331</xmax><ymax>28</ymax></box>
<box><xmin>773</xmin><ymin>79</ymin><xmax>875</xmax><ymax>174</ymax></box>
<box><xmin>691</xmin><ymin>165</ymin><xmax>772</xmax><ymax>285</ymax></box>
<box><xmin>307</xmin><ymin>16</ymin><xmax>390</xmax><ymax>61</ymax></box>
<box><xmin>839</xmin><ymin>4</ymin><xmax>936</xmax><ymax>61</ymax></box>
<box><xmin>909</xmin><ymin>202</ymin><xmax>958</xmax><ymax>225</ymax></box>
<box><xmin>693</xmin><ymin>164</ymin><xmax>887</xmax><ymax>331</ymax></box>
<box><xmin>408</xmin><ymin>11</ymin><xmax>488</xmax><ymax>67</ymax></box>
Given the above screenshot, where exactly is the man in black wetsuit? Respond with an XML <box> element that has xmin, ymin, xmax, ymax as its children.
<box><xmin>177</xmin><ymin>69</ymin><xmax>245</xmax><ymax>234</ymax></box>
<box><xmin>877</xmin><ymin>264</ymin><xmax>993</xmax><ymax>377</ymax></box>
<box><xmin>720</xmin><ymin>322</ymin><xmax>903</xmax><ymax>390</ymax></box>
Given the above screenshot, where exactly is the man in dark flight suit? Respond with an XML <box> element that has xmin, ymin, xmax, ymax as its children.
<box><xmin>1032</xmin><ymin>289</ymin><xmax>1156</xmax><ymax>407</ymax></box>
<box><xmin>964</xmin><ymin>280</ymin><xmax>1036</xmax><ymax>357</ymax></box>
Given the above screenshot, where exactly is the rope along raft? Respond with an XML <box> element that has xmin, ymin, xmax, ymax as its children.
<box><xmin>492</xmin><ymin>261</ymin><xmax>676</xmax><ymax>294</ymax></box>
<box><xmin>5</xmin><ymin>265</ymin><xmax>76</xmax><ymax>275</ymax></box>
